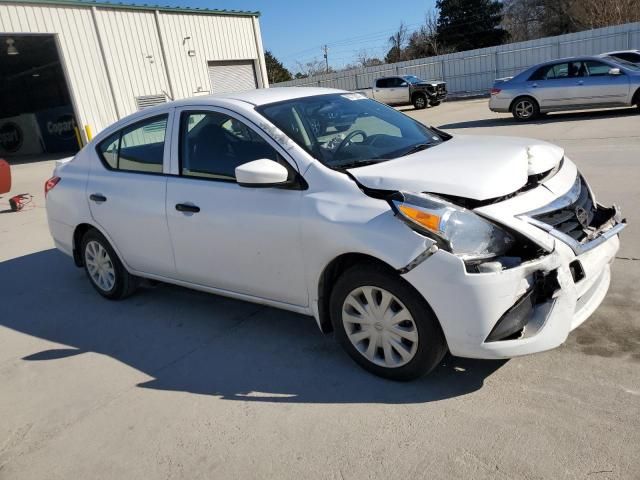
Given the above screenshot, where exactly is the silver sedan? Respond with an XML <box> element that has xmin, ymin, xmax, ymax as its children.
<box><xmin>489</xmin><ymin>56</ymin><xmax>640</xmax><ymax>121</ymax></box>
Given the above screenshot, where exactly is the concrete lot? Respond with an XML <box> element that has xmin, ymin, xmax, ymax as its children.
<box><xmin>1</xmin><ymin>99</ymin><xmax>639</xmax><ymax>480</ymax></box>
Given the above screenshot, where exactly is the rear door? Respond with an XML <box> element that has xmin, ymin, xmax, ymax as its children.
<box><xmin>374</xmin><ymin>78</ymin><xmax>397</xmax><ymax>104</ymax></box>
<box><xmin>528</xmin><ymin>62</ymin><xmax>581</xmax><ymax>109</ymax></box>
<box><xmin>87</xmin><ymin>112</ymin><xmax>176</xmax><ymax>277</ymax></box>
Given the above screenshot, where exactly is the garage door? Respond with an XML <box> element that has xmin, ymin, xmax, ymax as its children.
<box><xmin>208</xmin><ymin>60</ymin><xmax>258</xmax><ymax>94</ymax></box>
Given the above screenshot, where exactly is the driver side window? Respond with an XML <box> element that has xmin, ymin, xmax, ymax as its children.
<box><xmin>180</xmin><ymin>111</ymin><xmax>286</xmax><ymax>181</ymax></box>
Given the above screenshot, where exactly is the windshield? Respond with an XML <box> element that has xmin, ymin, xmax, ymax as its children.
<box><xmin>257</xmin><ymin>93</ymin><xmax>444</xmax><ymax>169</ymax></box>
<box><xmin>605</xmin><ymin>56</ymin><xmax>640</xmax><ymax>70</ymax></box>
<box><xmin>403</xmin><ymin>75</ymin><xmax>423</xmax><ymax>84</ymax></box>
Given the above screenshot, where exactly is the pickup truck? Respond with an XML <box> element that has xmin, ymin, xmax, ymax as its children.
<box><xmin>356</xmin><ymin>75</ymin><xmax>447</xmax><ymax>109</ymax></box>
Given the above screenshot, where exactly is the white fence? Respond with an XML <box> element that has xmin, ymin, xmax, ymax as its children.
<box><xmin>273</xmin><ymin>22</ymin><xmax>640</xmax><ymax>96</ymax></box>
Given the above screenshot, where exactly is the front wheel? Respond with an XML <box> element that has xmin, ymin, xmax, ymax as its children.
<box><xmin>412</xmin><ymin>94</ymin><xmax>428</xmax><ymax>110</ymax></box>
<box><xmin>81</xmin><ymin>229</ymin><xmax>138</xmax><ymax>299</ymax></box>
<box><xmin>330</xmin><ymin>264</ymin><xmax>447</xmax><ymax>381</ymax></box>
<box><xmin>511</xmin><ymin>97</ymin><xmax>539</xmax><ymax>121</ymax></box>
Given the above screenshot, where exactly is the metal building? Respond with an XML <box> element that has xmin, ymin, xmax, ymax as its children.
<box><xmin>0</xmin><ymin>0</ymin><xmax>267</xmax><ymax>158</ymax></box>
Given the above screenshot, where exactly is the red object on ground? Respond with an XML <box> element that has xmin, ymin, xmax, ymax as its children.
<box><xmin>0</xmin><ymin>159</ymin><xmax>10</xmax><ymax>194</ymax></box>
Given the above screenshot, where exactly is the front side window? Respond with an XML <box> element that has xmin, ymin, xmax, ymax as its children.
<box><xmin>376</xmin><ymin>78</ymin><xmax>390</xmax><ymax>88</ymax></box>
<box><xmin>258</xmin><ymin>93</ymin><xmax>444</xmax><ymax>169</ymax></box>
<box><xmin>96</xmin><ymin>115</ymin><xmax>167</xmax><ymax>173</ymax></box>
<box><xmin>584</xmin><ymin>61</ymin><xmax>612</xmax><ymax>76</ymax></box>
<box><xmin>180</xmin><ymin>111</ymin><xmax>286</xmax><ymax>181</ymax></box>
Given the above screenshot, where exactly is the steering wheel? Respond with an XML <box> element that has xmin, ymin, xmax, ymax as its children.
<box><xmin>334</xmin><ymin>130</ymin><xmax>368</xmax><ymax>156</ymax></box>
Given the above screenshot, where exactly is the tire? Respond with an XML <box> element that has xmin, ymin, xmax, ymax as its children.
<box><xmin>430</xmin><ymin>100</ymin><xmax>441</xmax><ymax>107</ymax></box>
<box><xmin>511</xmin><ymin>96</ymin><xmax>539</xmax><ymax>121</ymax></box>
<box><xmin>412</xmin><ymin>93</ymin><xmax>428</xmax><ymax>110</ymax></box>
<box><xmin>81</xmin><ymin>229</ymin><xmax>138</xmax><ymax>300</ymax></box>
<box><xmin>330</xmin><ymin>264</ymin><xmax>447</xmax><ymax>381</ymax></box>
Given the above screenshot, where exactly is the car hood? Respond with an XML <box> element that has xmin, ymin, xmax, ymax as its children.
<box><xmin>347</xmin><ymin>134</ymin><xmax>564</xmax><ymax>201</ymax></box>
<box><xmin>416</xmin><ymin>81</ymin><xmax>446</xmax><ymax>86</ymax></box>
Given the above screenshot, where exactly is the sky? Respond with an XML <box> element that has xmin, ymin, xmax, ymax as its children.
<box><xmin>146</xmin><ymin>0</ymin><xmax>438</xmax><ymax>72</ymax></box>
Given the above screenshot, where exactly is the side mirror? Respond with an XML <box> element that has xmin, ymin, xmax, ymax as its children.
<box><xmin>235</xmin><ymin>159</ymin><xmax>289</xmax><ymax>187</ymax></box>
<box><xmin>400</xmin><ymin>82</ymin><xmax>408</xmax><ymax>87</ymax></box>
<box><xmin>608</xmin><ymin>67</ymin><xmax>621</xmax><ymax>75</ymax></box>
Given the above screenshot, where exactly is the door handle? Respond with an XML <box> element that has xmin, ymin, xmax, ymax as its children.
<box><xmin>89</xmin><ymin>193</ymin><xmax>107</xmax><ymax>202</ymax></box>
<box><xmin>175</xmin><ymin>203</ymin><xmax>200</xmax><ymax>213</ymax></box>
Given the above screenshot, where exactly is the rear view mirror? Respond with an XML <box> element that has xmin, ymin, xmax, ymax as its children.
<box><xmin>608</xmin><ymin>67</ymin><xmax>621</xmax><ymax>75</ymax></box>
<box><xmin>235</xmin><ymin>159</ymin><xmax>289</xmax><ymax>187</ymax></box>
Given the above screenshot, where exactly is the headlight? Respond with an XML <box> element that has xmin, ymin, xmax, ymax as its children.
<box><xmin>390</xmin><ymin>192</ymin><xmax>515</xmax><ymax>260</ymax></box>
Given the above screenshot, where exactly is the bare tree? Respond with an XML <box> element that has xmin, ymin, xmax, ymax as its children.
<box><xmin>295</xmin><ymin>58</ymin><xmax>333</xmax><ymax>77</ymax></box>
<box><xmin>356</xmin><ymin>49</ymin><xmax>384</xmax><ymax>68</ymax></box>
<box><xmin>385</xmin><ymin>22</ymin><xmax>408</xmax><ymax>63</ymax></box>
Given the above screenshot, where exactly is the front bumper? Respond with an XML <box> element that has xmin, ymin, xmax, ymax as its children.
<box><xmin>403</xmin><ymin>217</ymin><xmax>623</xmax><ymax>360</ymax></box>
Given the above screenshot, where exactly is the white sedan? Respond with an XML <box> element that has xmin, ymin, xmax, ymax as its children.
<box><xmin>45</xmin><ymin>88</ymin><xmax>625</xmax><ymax>380</ymax></box>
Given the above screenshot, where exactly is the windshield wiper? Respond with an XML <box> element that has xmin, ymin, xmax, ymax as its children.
<box><xmin>334</xmin><ymin>159</ymin><xmax>384</xmax><ymax>170</ymax></box>
<box><xmin>401</xmin><ymin>143</ymin><xmax>432</xmax><ymax>156</ymax></box>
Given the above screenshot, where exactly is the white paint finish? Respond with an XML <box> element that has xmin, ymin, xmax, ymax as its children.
<box><xmin>235</xmin><ymin>159</ymin><xmax>288</xmax><ymax>185</ymax></box>
<box><xmin>46</xmin><ymin>91</ymin><xmax>625</xmax><ymax>366</ymax></box>
<box><xmin>348</xmin><ymin>134</ymin><xmax>564</xmax><ymax>200</ymax></box>
<box><xmin>0</xmin><ymin>3</ymin><xmax>266</xmax><ymax>135</ymax></box>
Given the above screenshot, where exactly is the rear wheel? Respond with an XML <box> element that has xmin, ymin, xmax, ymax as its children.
<box><xmin>511</xmin><ymin>96</ymin><xmax>539</xmax><ymax>121</ymax></box>
<box><xmin>81</xmin><ymin>229</ymin><xmax>138</xmax><ymax>299</ymax></box>
<box><xmin>412</xmin><ymin>93</ymin><xmax>428</xmax><ymax>110</ymax></box>
<box><xmin>330</xmin><ymin>264</ymin><xmax>447</xmax><ymax>381</ymax></box>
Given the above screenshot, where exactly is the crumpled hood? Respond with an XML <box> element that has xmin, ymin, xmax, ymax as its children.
<box><xmin>347</xmin><ymin>134</ymin><xmax>564</xmax><ymax>201</ymax></box>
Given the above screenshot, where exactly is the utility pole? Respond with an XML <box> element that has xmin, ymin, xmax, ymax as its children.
<box><xmin>322</xmin><ymin>44</ymin><xmax>329</xmax><ymax>73</ymax></box>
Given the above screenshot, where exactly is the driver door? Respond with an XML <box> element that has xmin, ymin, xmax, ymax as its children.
<box><xmin>165</xmin><ymin>107</ymin><xmax>308</xmax><ymax>306</ymax></box>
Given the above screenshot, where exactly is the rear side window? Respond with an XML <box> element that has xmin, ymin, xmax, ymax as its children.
<box><xmin>96</xmin><ymin>115</ymin><xmax>168</xmax><ymax>173</ymax></box>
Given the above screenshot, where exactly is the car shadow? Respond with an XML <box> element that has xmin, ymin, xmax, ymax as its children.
<box><xmin>1</xmin><ymin>249</ymin><xmax>506</xmax><ymax>404</ymax></box>
<box><xmin>438</xmin><ymin>107</ymin><xmax>639</xmax><ymax>130</ymax></box>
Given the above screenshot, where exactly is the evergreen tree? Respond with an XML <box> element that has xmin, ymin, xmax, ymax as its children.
<box><xmin>436</xmin><ymin>0</ymin><xmax>508</xmax><ymax>52</ymax></box>
<box><xmin>264</xmin><ymin>51</ymin><xmax>292</xmax><ymax>84</ymax></box>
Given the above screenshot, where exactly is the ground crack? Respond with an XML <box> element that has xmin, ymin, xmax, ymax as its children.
<box><xmin>616</xmin><ymin>256</ymin><xmax>640</xmax><ymax>261</ymax></box>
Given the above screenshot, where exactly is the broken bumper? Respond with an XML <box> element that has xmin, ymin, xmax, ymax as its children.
<box><xmin>402</xmin><ymin>221</ymin><xmax>623</xmax><ymax>360</ymax></box>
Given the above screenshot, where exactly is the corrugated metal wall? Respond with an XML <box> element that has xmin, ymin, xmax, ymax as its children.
<box><xmin>0</xmin><ymin>3</ymin><xmax>118</xmax><ymax>135</ymax></box>
<box><xmin>274</xmin><ymin>22</ymin><xmax>640</xmax><ymax>95</ymax></box>
<box><xmin>157</xmin><ymin>13</ymin><xmax>262</xmax><ymax>99</ymax></box>
<box><xmin>0</xmin><ymin>2</ymin><xmax>266</xmax><ymax>136</ymax></box>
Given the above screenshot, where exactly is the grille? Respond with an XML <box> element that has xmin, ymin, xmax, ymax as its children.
<box><xmin>532</xmin><ymin>176</ymin><xmax>595</xmax><ymax>241</ymax></box>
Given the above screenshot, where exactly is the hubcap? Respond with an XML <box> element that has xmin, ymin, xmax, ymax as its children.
<box><xmin>85</xmin><ymin>240</ymin><xmax>116</xmax><ymax>292</ymax></box>
<box><xmin>415</xmin><ymin>97</ymin><xmax>425</xmax><ymax>108</ymax></box>
<box><xmin>515</xmin><ymin>100</ymin><xmax>534</xmax><ymax>118</ymax></box>
<box><xmin>342</xmin><ymin>286</ymin><xmax>419</xmax><ymax>368</ymax></box>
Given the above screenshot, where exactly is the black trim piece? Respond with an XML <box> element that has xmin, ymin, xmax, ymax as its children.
<box><xmin>175</xmin><ymin>203</ymin><xmax>200</xmax><ymax>213</ymax></box>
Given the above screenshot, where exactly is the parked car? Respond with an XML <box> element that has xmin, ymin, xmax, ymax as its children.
<box><xmin>356</xmin><ymin>75</ymin><xmax>447</xmax><ymax>109</ymax></box>
<box><xmin>489</xmin><ymin>55</ymin><xmax>640</xmax><ymax>120</ymax></box>
<box><xmin>46</xmin><ymin>87</ymin><xmax>625</xmax><ymax>380</ymax></box>
<box><xmin>600</xmin><ymin>50</ymin><xmax>640</xmax><ymax>65</ymax></box>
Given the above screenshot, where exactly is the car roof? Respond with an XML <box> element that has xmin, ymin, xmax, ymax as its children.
<box><xmin>171</xmin><ymin>87</ymin><xmax>347</xmax><ymax>107</ymax></box>
<box><xmin>600</xmin><ymin>50</ymin><xmax>640</xmax><ymax>55</ymax></box>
